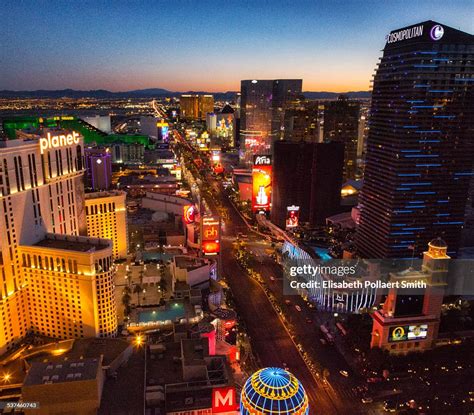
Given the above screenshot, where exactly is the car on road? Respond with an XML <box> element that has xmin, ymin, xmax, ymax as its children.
<box><xmin>269</xmin><ymin>276</ymin><xmax>275</xmax><ymax>281</ymax></box>
<box><xmin>319</xmin><ymin>338</ymin><xmax>326</xmax><ymax>345</ymax></box>
<box><xmin>361</xmin><ymin>397</ymin><xmax>373</xmax><ymax>404</ymax></box>
<box><xmin>367</xmin><ymin>377</ymin><xmax>383</xmax><ymax>383</ymax></box>
<box><xmin>383</xmin><ymin>400</ymin><xmax>397</xmax><ymax>412</ymax></box>
<box><xmin>339</xmin><ymin>370</ymin><xmax>349</xmax><ymax>377</ymax></box>
<box><xmin>295</xmin><ymin>305</ymin><xmax>302</xmax><ymax>312</ymax></box>
<box><xmin>284</xmin><ymin>299</ymin><xmax>292</xmax><ymax>305</ymax></box>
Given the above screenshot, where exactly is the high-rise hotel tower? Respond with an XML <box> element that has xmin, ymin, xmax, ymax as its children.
<box><xmin>0</xmin><ymin>128</ymin><xmax>117</xmax><ymax>354</ymax></box>
<box><xmin>357</xmin><ymin>21</ymin><xmax>474</xmax><ymax>258</ymax></box>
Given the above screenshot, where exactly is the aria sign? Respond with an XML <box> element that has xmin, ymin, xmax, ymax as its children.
<box><xmin>39</xmin><ymin>131</ymin><xmax>80</xmax><ymax>154</ymax></box>
<box><xmin>253</xmin><ymin>155</ymin><xmax>272</xmax><ymax>166</ymax></box>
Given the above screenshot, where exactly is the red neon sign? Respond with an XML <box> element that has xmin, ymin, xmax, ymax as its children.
<box><xmin>183</xmin><ymin>205</ymin><xmax>196</xmax><ymax>224</ymax></box>
<box><xmin>212</xmin><ymin>387</ymin><xmax>237</xmax><ymax>413</ymax></box>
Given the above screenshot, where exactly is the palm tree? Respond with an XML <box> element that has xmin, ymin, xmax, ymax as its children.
<box><xmin>133</xmin><ymin>284</ymin><xmax>142</xmax><ymax>306</ymax></box>
<box><xmin>159</xmin><ymin>276</ymin><xmax>168</xmax><ymax>295</ymax></box>
<box><xmin>122</xmin><ymin>291</ymin><xmax>132</xmax><ymax>317</ymax></box>
<box><xmin>122</xmin><ymin>292</ymin><xmax>131</xmax><ymax>307</ymax></box>
<box><xmin>158</xmin><ymin>265</ymin><xmax>168</xmax><ymax>296</ymax></box>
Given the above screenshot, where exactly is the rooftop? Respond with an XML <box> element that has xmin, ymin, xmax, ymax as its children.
<box><xmin>85</xmin><ymin>190</ymin><xmax>126</xmax><ymax>200</ymax></box>
<box><xmin>174</xmin><ymin>255</ymin><xmax>210</xmax><ymax>271</ymax></box>
<box><xmin>181</xmin><ymin>338</ymin><xmax>209</xmax><ymax>365</ymax></box>
<box><xmin>33</xmin><ymin>234</ymin><xmax>111</xmax><ymax>252</ymax></box>
<box><xmin>23</xmin><ymin>357</ymin><xmax>101</xmax><ymax>386</ymax></box>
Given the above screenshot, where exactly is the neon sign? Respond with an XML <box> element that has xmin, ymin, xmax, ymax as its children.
<box><xmin>385</xmin><ymin>25</ymin><xmax>423</xmax><ymax>44</ymax></box>
<box><xmin>430</xmin><ymin>25</ymin><xmax>444</xmax><ymax>41</ymax></box>
<box><xmin>183</xmin><ymin>205</ymin><xmax>196</xmax><ymax>224</ymax></box>
<box><xmin>39</xmin><ymin>131</ymin><xmax>80</xmax><ymax>154</ymax></box>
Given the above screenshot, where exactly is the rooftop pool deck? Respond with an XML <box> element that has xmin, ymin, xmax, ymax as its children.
<box><xmin>141</xmin><ymin>251</ymin><xmax>174</xmax><ymax>262</ymax></box>
<box><xmin>137</xmin><ymin>302</ymin><xmax>185</xmax><ymax>324</ymax></box>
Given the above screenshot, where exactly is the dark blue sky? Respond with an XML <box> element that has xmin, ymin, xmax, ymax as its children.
<box><xmin>1</xmin><ymin>0</ymin><xmax>472</xmax><ymax>92</ymax></box>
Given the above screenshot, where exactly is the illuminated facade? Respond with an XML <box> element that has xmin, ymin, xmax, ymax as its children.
<box><xmin>240</xmin><ymin>80</ymin><xmax>274</xmax><ymax>165</ymax></box>
<box><xmin>84</xmin><ymin>147</ymin><xmax>112</xmax><ymax>191</ymax></box>
<box><xmin>272</xmin><ymin>79</ymin><xmax>303</xmax><ymax>141</ymax></box>
<box><xmin>240</xmin><ymin>79</ymin><xmax>303</xmax><ymax>165</ymax></box>
<box><xmin>371</xmin><ymin>238</ymin><xmax>450</xmax><ymax>354</ymax></box>
<box><xmin>240</xmin><ymin>367</ymin><xmax>309</xmax><ymax>414</ymax></box>
<box><xmin>85</xmin><ymin>190</ymin><xmax>128</xmax><ymax>259</ymax></box>
<box><xmin>323</xmin><ymin>95</ymin><xmax>360</xmax><ymax>180</ymax></box>
<box><xmin>20</xmin><ymin>234</ymin><xmax>117</xmax><ymax>339</ymax></box>
<box><xmin>283</xmin><ymin>102</ymin><xmax>322</xmax><ymax>143</ymax></box>
<box><xmin>180</xmin><ymin>94</ymin><xmax>214</xmax><ymax>119</ymax></box>
<box><xmin>357</xmin><ymin>21</ymin><xmax>474</xmax><ymax>259</ymax></box>
<box><xmin>281</xmin><ymin>241</ymin><xmax>378</xmax><ymax>313</ymax></box>
<box><xmin>0</xmin><ymin>129</ymin><xmax>117</xmax><ymax>355</ymax></box>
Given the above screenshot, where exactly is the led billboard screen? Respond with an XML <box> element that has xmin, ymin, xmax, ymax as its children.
<box><xmin>201</xmin><ymin>216</ymin><xmax>220</xmax><ymax>255</ymax></box>
<box><xmin>389</xmin><ymin>324</ymin><xmax>428</xmax><ymax>342</ymax></box>
<box><xmin>286</xmin><ymin>205</ymin><xmax>300</xmax><ymax>229</ymax></box>
<box><xmin>252</xmin><ymin>155</ymin><xmax>272</xmax><ymax>213</ymax></box>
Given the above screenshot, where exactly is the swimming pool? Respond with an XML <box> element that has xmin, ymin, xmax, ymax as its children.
<box><xmin>138</xmin><ymin>303</ymin><xmax>185</xmax><ymax>323</ymax></box>
<box><xmin>141</xmin><ymin>252</ymin><xmax>173</xmax><ymax>263</ymax></box>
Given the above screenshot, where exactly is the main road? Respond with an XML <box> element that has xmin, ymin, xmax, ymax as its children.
<box><xmin>171</xmin><ymin>123</ymin><xmax>368</xmax><ymax>414</ymax></box>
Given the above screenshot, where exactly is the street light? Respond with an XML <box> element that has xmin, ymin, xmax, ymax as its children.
<box><xmin>135</xmin><ymin>335</ymin><xmax>143</xmax><ymax>347</ymax></box>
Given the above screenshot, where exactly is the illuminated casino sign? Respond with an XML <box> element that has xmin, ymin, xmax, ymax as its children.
<box><xmin>430</xmin><ymin>24</ymin><xmax>444</xmax><ymax>41</ymax></box>
<box><xmin>385</xmin><ymin>25</ymin><xmax>423</xmax><ymax>44</ymax></box>
<box><xmin>389</xmin><ymin>324</ymin><xmax>428</xmax><ymax>342</ymax></box>
<box><xmin>201</xmin><ymin>216</ymin><xmax>220</xmax><ymax>255</ymax></box>
<box><xmin>252</xmin><ymin>155</ymin><xmax>272</xmax><ymax>213</ymax></box>
<box><xmin>286</xmin><ymin>205</ymin><xmax>300</xmax><ymax>229</ymax></box>
<box><xmin>183</xmin><ymin>205</ymin><xmax>196</xmax><ymax>224</ymax></box>
<box><xmin>212</xmin><ymin>387</ymin><xmax>237</xmax><ymax>413</ymax></box>
<box><xmin>254</xmin><ymin>155</ymin><xmax>272</xmax><ymax>166</ymax></box>
<box><xmin>385</xmin><ymin>23</ymin><xmax>445</xmax><ymax>45</ymax></box>
<box><xmin>39</xmin><ymin>131</ymin><xmax>80</xmax><ymax>154</ymax></box>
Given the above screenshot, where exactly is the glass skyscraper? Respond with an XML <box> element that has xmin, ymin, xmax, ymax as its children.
<box><xmin>357</xmin><ymin>21</ymin><xmax>474</xmax><ymax>259</ymax></box>
<box><xmin>240</xmin><ymin>79</ymin><xmax>302</xmax><ymax>165</ymax></box>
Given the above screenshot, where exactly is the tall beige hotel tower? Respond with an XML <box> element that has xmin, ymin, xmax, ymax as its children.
<box><xmin>0</xmin><ymin>128</ymin><xmax>117</xmax><ymax>355</ymax></box>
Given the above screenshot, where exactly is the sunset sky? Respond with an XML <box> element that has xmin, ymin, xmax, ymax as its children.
<box><xmin>1</xmin><ymin>0</ymin><xmax>472</xmax><ymax>92</ymax></box>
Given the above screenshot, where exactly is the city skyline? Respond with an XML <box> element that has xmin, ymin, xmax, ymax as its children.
<box><xmin>1</xmin><ymin>0</ymin><xmax>473</xmax><ymax>92</ymax></box>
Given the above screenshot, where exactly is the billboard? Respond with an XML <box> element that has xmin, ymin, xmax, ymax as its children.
<box><xmin>169</xmin><ymin>410</ymin><xmax>212</xmax><ymax>415</ymax></box>
<box><xmin>167</xmin><ymin>386</ymin><xmax>237</xmax><ymax>415</ymax></box>
<box><xmin>408</xmin><ymin>324</ymin><xmax>428</xmax><ymax>340</ymax></box>
<box><xmin>388</xmin><ymin>324</ymin><xmax>428</xmax><ymax>342</ymax></box>
<box><xmin>286</xmin><ymin>205</ymin><xmax>300</xmax><ymax>229</ymax></box>
<box><xmin>252</xmin><ymin>155</ymin><xmax>272</xmax><ymax>213</ymax></box>
<box><xmin>201</xmin><ymin>216</ymin><xmax>220</xmax><ymax>255</ymax></box>
<box><xmin>212</xmin><ymin>387</ymin><xmax>237</xmax><ymax>413</ymax></box>
<box><xmin>183</xmin><ymin>205</ymin><xmax>196</xmax><ymax>224</ymax></box>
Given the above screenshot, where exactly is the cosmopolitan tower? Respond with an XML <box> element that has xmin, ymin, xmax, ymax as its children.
<box><xmin>357</xmin><ymin>21</ymin><xmax>474</xmax><ymax>259</ymax></box>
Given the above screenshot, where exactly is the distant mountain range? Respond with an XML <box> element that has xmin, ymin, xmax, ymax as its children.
<box><xmin>0</xmin><ymin>88</ymin><xmax>371</xmax><ymax>100</ymax></box>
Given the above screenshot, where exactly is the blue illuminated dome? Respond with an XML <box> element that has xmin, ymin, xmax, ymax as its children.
<box><xmin>240</xmin><ymin>367</ymin><xmax>310</xmax><ymax>414</ymax></box>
